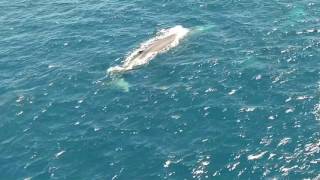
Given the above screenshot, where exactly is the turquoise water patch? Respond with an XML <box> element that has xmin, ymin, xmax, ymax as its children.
<box><xmin>106</xmin><ymin>78</ymin><xmax>130</xmax><ymax>92</ymax></box>
<box><xmin>0</xmin><ymin>0</ymin><xmax>319</xmax><ymax>179</ymax></box>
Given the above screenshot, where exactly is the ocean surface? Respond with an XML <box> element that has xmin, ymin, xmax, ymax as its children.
<box><xmin>1</xmin><ymin>0</ymin><xmax>320</xmax><ymax>179</ymax></box>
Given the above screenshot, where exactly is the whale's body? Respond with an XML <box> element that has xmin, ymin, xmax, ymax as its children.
<box><xmin>107</xmin><ymin>25</ymin><xmax>190</xmax><ymax>74</ymax></box>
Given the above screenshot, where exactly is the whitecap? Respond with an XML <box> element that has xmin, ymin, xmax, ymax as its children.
<box><xmin>278</xmin><ymin>137</ymin><xmax>292</xmax><ymax>146</ymax></box>
<box><xmin>296</xmin><ymin>95</ymin><xmax>311</xmax><ymax>100</ymax></box>
<box><xmin>16</xmin><ymin>111</ymin><xmax>24</xmax><ymax>116</ymax></box>
<box><xmin>247</xmin><ymin>151</ymin><xmax>267</xmax><ymax>160</ymax></box>
<box><xmin>228</xmin><ymin>89</ymin><xmax>237</xmax><ymax>95</ymax></box>
<box><xmin>171</xmin><ymin>114</ymin><xmax>181</xmax><ymax>119</ymax></box>
<box><xmin>313</xmin><ymin>103</ymin><xmax>320</xmax><ymax>120</ymax></box>
<box><xmin>255</xmin><ymin>74</ymin><xmax>262</xmax><ymax>80</ymax></box>
<box><xmin>16</xmin><ymin>95</ymin><xmax>24</xmax><ymax>103</ymax></box>
<box><xmin>164</xmin><ymin>160</ymin><xmax>171</xmax><ymax>168</ymax></box>
<box><xmin>55</xmin><ymin>150</ymin><xmax>65</xmax><ymax>158</ymax></box>
<box><xmin>285</xmin><ymin>108</ymin><xmax>294</xmax><ymax>113</ymax></box>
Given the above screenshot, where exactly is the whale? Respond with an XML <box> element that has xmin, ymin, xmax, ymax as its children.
<box><xmin>107</xmin><ymin>25</ymin><xmax>190</xmax><ymax>75</ymax></box>
<box><xmin>105</xmin><ymin>25</ymin><xmax>214</xmax><ymax>92</ymax></box>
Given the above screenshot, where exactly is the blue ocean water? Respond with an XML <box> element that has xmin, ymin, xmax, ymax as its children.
<box><xmin>1</xmin><ymin>0</ymin><xmax>320</xmax><ymax>179</ymax></box>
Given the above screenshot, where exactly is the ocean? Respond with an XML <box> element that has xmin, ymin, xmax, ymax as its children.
<box><xmin>0</xmin><ymin>0</ymin><xmax>319</xmax><ymax>179</ymax></box>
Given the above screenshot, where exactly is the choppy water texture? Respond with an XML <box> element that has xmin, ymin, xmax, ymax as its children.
<box><xmin>1</xmin><ymin>0</ymin><xmax>320</xmax><ymax>179</ymax></box>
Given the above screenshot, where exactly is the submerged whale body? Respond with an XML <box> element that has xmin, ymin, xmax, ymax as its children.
<box><xmin>107</xmin><ymin>25</ymin><xmax>190</xmax><ymax>74</ymax></box>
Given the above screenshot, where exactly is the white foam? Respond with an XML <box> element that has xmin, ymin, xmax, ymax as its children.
<box><xmin>296</xmin><ymin>95</ymin><xmax>311</xmax><ymax>100</ymax></box>
<box><xmin>16</xmin><ymin>95</ymin><xmax>24</xmax><ymax>103</ymax></box>
<box><xmin>228</xmin><ymin>89</ymin><xmax>237</xmax><ymax>95</ymax></box>
<box><xmin>16</xmin><ymin>111</ymin><xmax>24</xmax><ymax>116</ymax></box>
<box><xmin>314</xmin><ymin>103</ymin><xmax>320</xmax><ymax>120</ymax></box>
<box><xmin>285</xmin><ymin>108</ymin><xmax>294</xmax><ymax>113</ymax></box>
<box><xmin>164</xmin><ymin>160</ymin><xmax>171</xmax><ymax>168</ymax></box>
<box><xmin>55</xmin><ymin>150</ymin><xmax>65</xmax><ymax>158</ymax></box>
<box><xmin>278</xmin><ymin>137</ymin><xmax>292</xmax><ymax>146</ymax></box>
<box><xmin>248</xmin><ymin>151</ymin><xmax>267</xmax><ymax>160</ymax></box>
<box><xmin>107</xmin><ymin>25</ymin><xmax>189</xmax><ymax>74</ymax></box>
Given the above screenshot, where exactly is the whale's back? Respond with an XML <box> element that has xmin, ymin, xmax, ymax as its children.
<box><xmin>107</xmin><ymin>25</ymin><xmax>189</xmax><ymax>74</ymax></box>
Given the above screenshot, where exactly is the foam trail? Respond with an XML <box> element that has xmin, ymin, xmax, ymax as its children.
<box><xmin>107</xmin><ymin>25</ymin><xmax>190</xmax><ymax>75</ymax></box>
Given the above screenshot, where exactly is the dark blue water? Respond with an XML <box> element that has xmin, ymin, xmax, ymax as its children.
<box><xmin>1</xmin><ymin>0</ymin><xmax>319</xmax><ymax>179</ymax></box>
